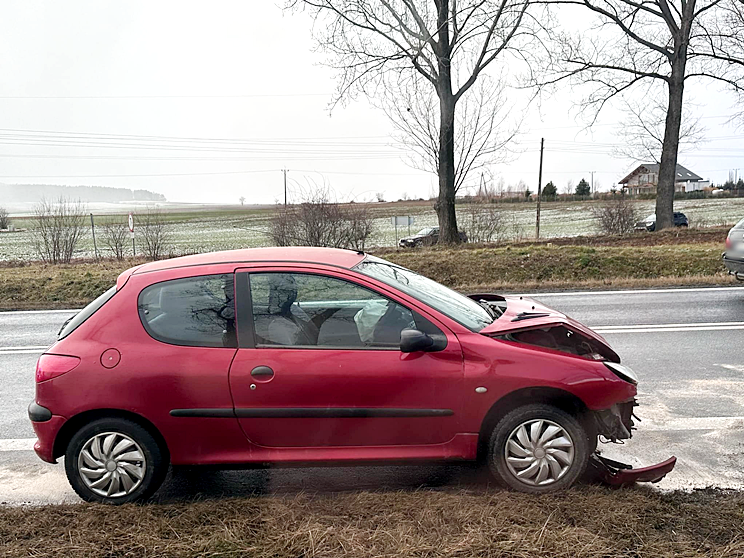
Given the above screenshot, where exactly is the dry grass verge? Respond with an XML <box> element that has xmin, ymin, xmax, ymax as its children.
<box><xmin>0</xmin><ymin>239</ymin><xmax>735</xmax><ymax>310</ymax></box>
<box><xmin>1</xmin><ymin>487</ymin><xmax>743</xmax><ymax>557</ymax></box>
<box><xmin>381</xmin><ymin>243</ymin><xmax>731</xmax><ymax>292</ymax></box>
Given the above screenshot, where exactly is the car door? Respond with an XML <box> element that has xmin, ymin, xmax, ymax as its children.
<box><xmin>228</xmin><ymin>267</ymin><xmax>464</xmax><ymax>448</ymax></box>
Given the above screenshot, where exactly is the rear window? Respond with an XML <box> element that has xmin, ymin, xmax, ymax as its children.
<box><xmin>138</xmin><ymin>274</ymin><xmax>237</xmax><ymax>348</ymax></box>
<box><xmin>58</xmin><ymin>286</ymin><xmax>117</xmax><ymax>340</ymax></box>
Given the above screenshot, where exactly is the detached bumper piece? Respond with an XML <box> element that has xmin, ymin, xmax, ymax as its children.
<box><xmin>590</xmin><ymin>454</ymin><xmax>677</xmax><ymax>487</ymax></box>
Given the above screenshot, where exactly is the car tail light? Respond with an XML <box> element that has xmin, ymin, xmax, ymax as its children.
<box><xmin>726</xmin><ymin>236</ymin><xmax>732</xmax><ymax>249</ymax></box>
<box><xmin>35</xmin><ymin>354</ymin><xmax>80</xmax><ymax>382</ymax></box>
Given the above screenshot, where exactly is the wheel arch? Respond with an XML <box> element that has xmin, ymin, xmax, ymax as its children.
<box><xmin>477</xmin><ymin>386</ymin><xmax>592</xmax><ymax>460</ymax></box>
<box><xmin>53</xmin><ymin>409</ymin><xmax>170</xmax><ymax>463</ymax></box>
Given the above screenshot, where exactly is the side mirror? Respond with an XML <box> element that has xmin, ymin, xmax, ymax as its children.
<box><xmin>400</xmin><ymin>329</ymin><xmax>434</xmax><ymax>353</ymax></box>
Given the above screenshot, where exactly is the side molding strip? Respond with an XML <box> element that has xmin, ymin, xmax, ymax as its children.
<box><xmin>170</xmin><ymin>408</ymin><xmax>453</xmax><ymax>419</ymax></box>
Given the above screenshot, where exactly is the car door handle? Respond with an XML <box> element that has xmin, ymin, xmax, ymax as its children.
<box><xmin>251</xmin><ymin>366</ymin><xmax>274</xmax><ymax>378</ymax></box>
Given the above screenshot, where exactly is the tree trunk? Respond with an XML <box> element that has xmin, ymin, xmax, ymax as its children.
<box><xmin>655</xmin><ymin>73</ymin><xmax>684</xmax><ymax>231</ymax></box>
<box><xmin>434</xmin><ymin>1</ymin><xmax>459</xmax><ymax>244</ymax></box>
<box><xmin>437</xmin><ymin>92</ymin><xmax>459</xmax><ymax>243</ymax></box>
<box><xmin>655</xmin><ymin>8</ymin><xmax>692</xmax><ymax>232</ymax></box>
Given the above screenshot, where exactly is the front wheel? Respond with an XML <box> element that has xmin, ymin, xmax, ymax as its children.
<box><xmin>487</xmin><ymin>404</ymin><xmax>589</xmax><ymax>493</ymax></box>
<box><xmin>65</xmin><ymin>418</ymin><xmax>167</xmax><ymax>504</ymax></box>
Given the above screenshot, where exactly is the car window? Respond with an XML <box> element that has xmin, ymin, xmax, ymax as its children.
<box><xmin>354</xmin><ymin>256</ymin><xmax>494</xmax><ymax>332</ymax></box>
<box><xmin>138</xmin><ymin>274</ymin><xmax>237</xmax><ymax>348</ymax></box>
<box><xmin>249</xmin><ymin>272</ymin><xmax>420</xmax><ymax>349</ymax></box>
<box><xmin>58</xmin><ymin>286</ymin><xmax>117</xmax><ymax>340</ymax></box>
<box><xmin>734</xmin><ymin>218</ymin><xmax>744</xmax><ymax>230</ymax></box>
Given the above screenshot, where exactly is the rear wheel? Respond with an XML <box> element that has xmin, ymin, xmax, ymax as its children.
<box><xmin>487</xmin><ymin>404</ymin><xmax>589</xmax><ymax>493</ymax></box>
<box><xmin>64</xmin><ymin>418</ymin><xmax>167</xmax><ymax>504</ymax></box>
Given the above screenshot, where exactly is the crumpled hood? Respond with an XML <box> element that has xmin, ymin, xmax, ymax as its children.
<box><xmin>471</xmin><ymin>294</ymin><xmax>619</xmax><ymax>361</ymax></box>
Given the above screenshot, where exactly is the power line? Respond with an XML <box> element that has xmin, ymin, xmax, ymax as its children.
<box><xmin>0</xmin><ymin>93</ymin><xmax>331</xmax><ymax>99</ymax></box>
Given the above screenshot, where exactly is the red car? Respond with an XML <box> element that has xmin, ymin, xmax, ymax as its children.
<box><xmin>29</xmin><ymin>247</ymin><xmax>673</xmax><ymax>503</ymax></box>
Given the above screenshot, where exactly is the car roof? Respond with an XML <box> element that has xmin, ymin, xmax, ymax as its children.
<box><xmin>131</xmin><ymin>247</ymin><xmax>367</xmax><ymax>275</ymax></box>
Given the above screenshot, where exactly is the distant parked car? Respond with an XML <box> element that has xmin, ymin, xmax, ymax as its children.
<box><xmin>634</xmin><ymin>212</ymin><xmax>689</xmax><ymax>232</ymax></box>
<box><xmin>723</xmin><ymin>218</ymin><xmax>744</xmax><ymax>280</ymax></box>
<box><xmin>399</xmin><ymin>226</ymin><xmax>467</xmax><ymax>248</ymax></box>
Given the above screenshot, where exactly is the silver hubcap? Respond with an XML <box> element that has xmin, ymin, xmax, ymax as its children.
<box><xmin>78</xmin><ymin>432</ymin><xmax>146</xmax><ymax>498</ymax></box>
<box><xmin>504</xmin><ymin>419</ymin><xmax>574</xmax><ymax>486</ymax></box>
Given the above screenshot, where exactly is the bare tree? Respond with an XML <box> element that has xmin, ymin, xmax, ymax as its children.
<box><xmin>289</xmin><ymin>0</ymin><xmax>546</xmax><ymax>243</ymax></box>
<box><xmin>541</xmin><ymin>0</ymin><xmax>744</xmax><ymax>230</ymax></box>
<box><xmin>268</xmin><ymin>185</ymin><xmax>375</xmax><ymax>250</ymax></box>
<box><xmin>592</xmin><ymin>192</ymin><xmax>639</xmax><ymax>235</ymax></box>
<box><xmin>32</xmin><ymin>197</ymin><xmax>88</xmax><ymax>264</ymax></box>
<box><xmin>138</xmin><ymin>207</ymin><xmax>171</xmax><ymax>260</ymax></box>
<box><xmin>239</xmin><ymin>196</ymin><xmax>246</xmax><ymax>206</ymax></box>
<box><xmin>614</xmin><ymin>92</ymin><xmax>706</xmax><ymax>163</ymax></box>
<box><xmin>463</xmin><ymin>203</ymin><xmax>508</xmax><ymax>242</ymax></box>
<box><xmin>0</xmin><ymin>207</ymin><xmax>10</xmax><ymax>230</ymax></box>
<box><xmin>381</xmin><ymin>75</ymin><xmax>520</xmax><ymax>196</ymax></box>
<box><xmin>100</xmin><ymin>220</ymin><xmax>129</xmax><ymax>260</ymax></box>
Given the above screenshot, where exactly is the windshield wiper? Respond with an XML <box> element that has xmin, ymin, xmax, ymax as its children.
<box><xmin>477</xmin><ymin>299</ymin><xmax>497</xmax><ymax>321</ymax></box>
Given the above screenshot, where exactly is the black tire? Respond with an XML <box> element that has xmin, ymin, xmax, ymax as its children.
<box><xmin>64</xmin><ymin>418</ymin><xmax>167</xmax><ymax>504</ymax></box>
<box><xmin>487</xmin><ymin>404</ymin><xmax>589</xmax><ymax>494</ymax></box>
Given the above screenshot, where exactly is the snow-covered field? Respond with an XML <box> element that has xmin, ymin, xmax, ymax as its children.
<box><xmin>1</xmin><ymin>198</ymin><xmax>742</xmax><ymax>262</ymax></box>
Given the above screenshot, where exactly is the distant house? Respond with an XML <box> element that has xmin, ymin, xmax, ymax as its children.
<box><xmin>619</xmin><ymin>163</ymin><xmax>710</xmax><ymax>195</ymax></box>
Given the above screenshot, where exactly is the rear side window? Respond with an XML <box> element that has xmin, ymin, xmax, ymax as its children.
<box><xmin>58</xmin><ymin>286</ymin><xmax>117</xmax><ymax>340</ymax></box>
<box><xmin>138</xmin><ymin>274</ymin><xmax>237</xmax><ymax>348</ymax></box>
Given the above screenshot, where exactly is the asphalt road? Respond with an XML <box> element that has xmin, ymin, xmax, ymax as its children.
<box><xmin>1</xmin><ymin>286</ymin><xmax>744</xmax><ymax>504</ymax></box>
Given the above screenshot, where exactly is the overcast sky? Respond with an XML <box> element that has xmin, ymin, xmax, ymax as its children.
<box><xmin>0</xmin><ymin>1</ymin><xmax>742</xmax><ymax>204</ymax></box>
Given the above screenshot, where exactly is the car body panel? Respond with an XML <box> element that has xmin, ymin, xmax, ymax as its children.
<box><xmin>724</xmin><ymin>219</ymin><xmax>744</xmax><ymax>277</ymax></box>
<box><xmin>31</xmin><ymin>248</ymin><xmax>639</xmax><ymax>470</ymax></box>
<box><xmin>229</xmin><ymin>265</ymin><xmax>466</xmax><ymax>448</ymax></box>
<box><xmin>474</xmin><ymin>295</ymin><xmax>620</xmax><ymax>362</ymax></box>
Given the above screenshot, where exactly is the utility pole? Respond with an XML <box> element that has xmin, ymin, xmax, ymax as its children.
<box><xmin>536</xmin><ymin>138</ymin><xmax>544</xmax><ymax>240</ymax></box>
<box><xmin>282</xmin><ymin>169</ymin><xmax>288</xmax><ymax>207</ymax></box>
<box><xmin>590</xmin><ymin>171</ymin><xmax>596</xmax><ymax>195</ymax></box>
<box><xmin>90</xmin><ymin>213</ymin><xmax>99</xmax><ymax>261</ymax></box>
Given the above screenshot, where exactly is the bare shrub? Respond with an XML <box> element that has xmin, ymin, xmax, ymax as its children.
<box><xmin>0</xmin><ymin>207</ymin><xmax>10</xmax><ymax>230</ymax></box>
<box><xmin>32</xmin><ymin>197</ymin><xmax>88</xmax><ymax>264</ymax></box>
<box><xmin>268</xmin><ymin>187</ymin><xmax>375</xmax><ymax>250</ymax></box>
<box><xmin>463</xmin><ymin>204</ymin><xmax>507</xmax><ymax>243</ymax></box>
<box><xmin>593</xmin><ymin>194</ymin><xmax>639</xmax><ymax>235</ymax></box>
<box><xmin>100</xmin><ymin>220</ymin><xmax>129</xmax><ymax>260</ymax></box>
<box><xmin>507</xmin><ymin>213</ymin><xmax>525</xmax><ymax>243</ymax></box>
<box><xmin>138</xmin><ymin>207</ymin><xmax>171</xmax><ymax>260</ymax></box>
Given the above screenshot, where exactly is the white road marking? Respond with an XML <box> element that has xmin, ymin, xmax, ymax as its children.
<box><xmin>0</xmin><ymin>345</ymin><xmax>49</xmax><ymax>351</ymax></box>
<box><xmin>0</xmin><ymin>308</ymin><xmax>80</xmax><ymax>315</ymax></box>
<box><xmin>593</xmin><ymin>321</ymin><xmax>744</xmax><ymax>330</ymax></box>
<box><xmin>519</xmin><ymin>286</ymin><xmax>744</xmax><ymax>297</ymax></box>
<box><xmin>719</xmin><ymin>364</ymin><xmax>744</xmax><ymax>373</ymax></box>
<box><xmin>641</xmin><ymin>416</ymin><xmax>744</xmax><ymax>431</ymax></box>
<box><xmin>595</xmin><ymin>325</ymin><xmax>744</xmax><ymax>334</ymax></box>
<box><xmin>0</xmin><ymin>349</ymin><xmax>46</xmax><ymax>355</ymax></box>
<box><xmin>0</xmin><ymin>438</ymin><xmax>36</xmax><ymax>451</ymax></box>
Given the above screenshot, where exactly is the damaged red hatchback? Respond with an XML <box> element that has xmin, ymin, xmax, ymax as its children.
<box><xmin>29</xmin><ymin>247</ymin><xmax>674</xmax><ymax>503</ymax></box>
